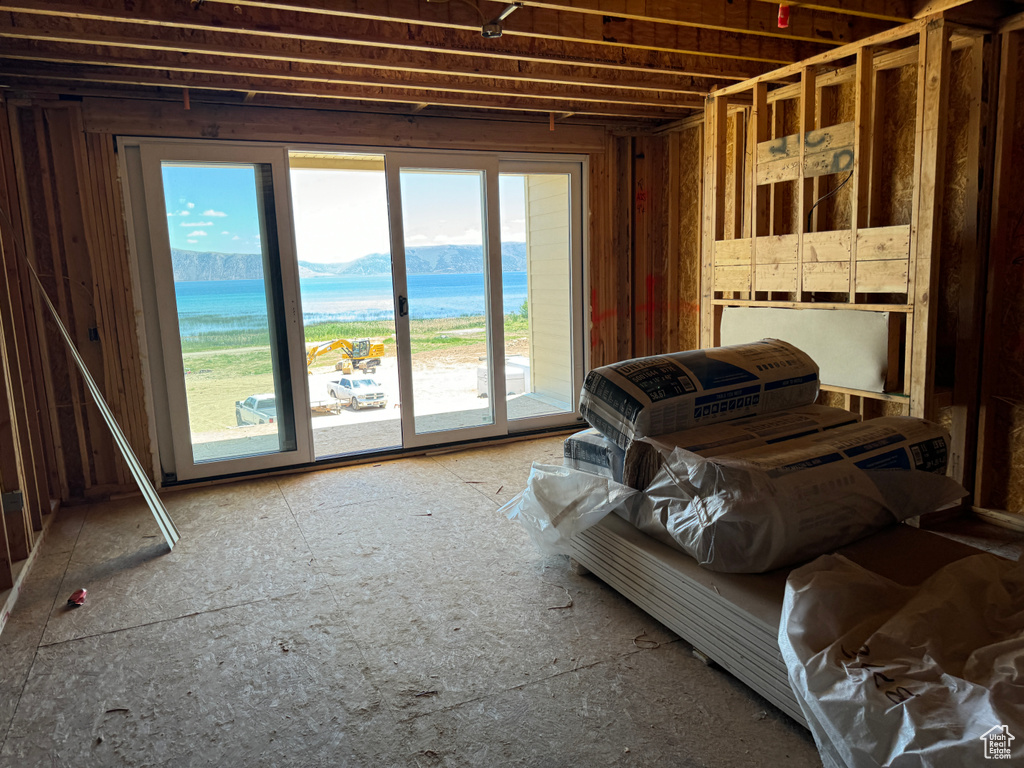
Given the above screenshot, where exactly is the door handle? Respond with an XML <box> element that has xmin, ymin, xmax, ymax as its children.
<box><xmin>398</xmin><ymin>295</ymin><xmax>408</xmax><ymax>318</ymax></box>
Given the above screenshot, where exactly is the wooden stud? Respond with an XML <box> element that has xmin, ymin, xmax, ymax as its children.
<box><xmin>908</xmin><ymin>20</ymin><xmax>950</xmax><ymax>421</ymax></box>
<box><xmin>974</xmin><ymin>30</ymin><xmax>1017</xmax><ymax>508</ymax></box>
<box><xmin>851</xmin><ymin>47</ymin><xmax>874</xmax><ymax>302</ymax></box>
<box><xmin>701</xmin><ymin>95</ymin><xmax>727</xmax><ymax>348</ymax></box>
<box><xmin>1</xmin><ymin>103</ymin><xmax>54</xmax><ymax>524</ymax></box>
<box><xmin>797</xmin><ymin>67</ymin><xmax>816</xmax><ymax>298</ymax></box>
<box><xmin>751</xmin><ymin>83</ymin><xmax>769</xmax><ymax>298</ymax></box>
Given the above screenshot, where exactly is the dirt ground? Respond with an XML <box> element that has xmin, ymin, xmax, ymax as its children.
<box><xmin>189</xmin><ymin>336</ymin><xmax>552</xmax><ymax>463</ymax></box>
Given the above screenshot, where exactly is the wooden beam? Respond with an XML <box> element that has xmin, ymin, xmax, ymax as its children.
<box><xmin>0</xmin><ymin>14</ymin><xmax>730</xmax><ymax>96</ymax></box>
<box><xmin>701</xmin><ymin>95</ymin><xmax>728</xmax><ymax>348</ymax></box>
<box><xmin>797</xmin><ymin>68</ymin><xmax>816</xmax><ymax>298</ymax></box>
<box><xmin>712</xmin><ymin>18</ymin><xmax>929</xmax><ymax>97</ymax></box>
<box><xmin>974</xmin><ymin>29</ymin><xmax>1017</xmax><ymax>508</ymax></box>
<box><xmin>750</xmin><ymin>0</ymin><xmax>914</xmax><ymax>23</ymax></box>
<box><xmin>0</xmin><ymin>99</ymin><xmax>51</xmax><ymax>530</ymax></box>
<box><xmin>0</xmin><ymin>39</ymin><xmax>709</xmax><ymax>107</ymax></box>
<box><xmin>909</xmin><ymin>20</ymin><xmax>950</xmax><ymax>420</ymax></box>
<box><xmin>850</xmin><ymin>47</ymin><xmax>874</xmax><ymax>301</ymax></box>
<box><xmin>0</xmin><ymin>61</ymin><xmax>698</xmax><ymax>119</ymax></box>
<box><xmin>0</xmin><ymin>0</ymin><xmax>778</xmax><ymax>81</ymax></box>
<box><xmin>78</xmin><ymin>96</ymin><xmax>611</xmax><ymax>153</ymax></box>
<box><xmin>220</xmin><ymin>0</ymin><xmax>889</xmax><ymax>49</ymax></box>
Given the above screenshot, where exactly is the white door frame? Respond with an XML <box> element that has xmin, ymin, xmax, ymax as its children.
<box><xmin>385</xmin><ymin>152</ymin><xmax>507</xmax><ymax>448</ymax></box>
<box><xmin>137</xmin><ymin>142</ymin><xmax>313</xmax><ymax>480</ymax></box>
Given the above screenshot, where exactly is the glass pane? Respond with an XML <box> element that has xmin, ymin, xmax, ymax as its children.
<box><xmin>499</xmin><ymin>173</ymin><xmax>575</xmax><ymax>420</ymax></box>
<box><xmin>161</xmin><ymin>162</ymin><xmax>285</xmax><ymax>463</ymax></box>
<box><xmin>288</xmin><ymin>152</ymin><xmax>402</xmax><ymax>458</ymax></box>
<box><xmin>399</xmin><ymin>168</ymin><xmax>493</xmax><ymax>434</ymax></box>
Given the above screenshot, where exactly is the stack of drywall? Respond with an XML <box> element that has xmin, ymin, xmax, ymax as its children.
<box><xmin>571</xmin><ymin>514</ymin><xmax>986</xmax><ymax>727</ymax></box>
<box><xmin>564</xmin><ymin>404</ymin><xmax>858</xmax><ymax>487</ymax></box>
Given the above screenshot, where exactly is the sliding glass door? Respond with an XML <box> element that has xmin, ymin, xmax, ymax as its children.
<box><xmin>135</xmin><ymin>143</ymin><xmax>311</xmax><ymax>479</ymax></box>
<box><xmin>387</xmin><ymin>155</ymin><xmax>505</xmax><ymax>447</ymax></box>
<box><xmin>123</xmin><ymin>140</ymin><xmax>585</xmax><ymax>480</ymax></box>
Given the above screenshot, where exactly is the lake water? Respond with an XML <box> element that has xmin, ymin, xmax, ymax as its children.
<box><xmin>175</xmin><ymin>272</ymin><xmax>528</xmax><ymax>336</ymax></box>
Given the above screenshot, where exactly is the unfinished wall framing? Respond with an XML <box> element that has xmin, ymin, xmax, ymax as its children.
<box><xmin>700</xmin><ymin>18</ymin><xmax>993</xmax><ymax>494</ymax></box>
<box><xmin>975</xmin><ymin>17</ymin><xmax>1024</xmax><ymax>526</ymax></box>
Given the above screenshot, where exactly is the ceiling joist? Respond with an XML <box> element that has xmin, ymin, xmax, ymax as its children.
<box><xmin>0</xmin><ymin>0</ymin><xmax>1003</xmax><ymax>125</ymax></box>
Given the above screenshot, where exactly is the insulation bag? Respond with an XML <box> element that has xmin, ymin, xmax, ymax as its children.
<box><xmin>580</xmin><ymin>339</ymin><xmax>820</xmax><ymax>450</ymax></box>
<box><xmin>780</xmin><ymin>552</ymin><xmax>1024</xmax><ymax>768</ymax></box>
<box><xmin>640</xmin><ymin>417</ymin><xmax>967</xmax><ymax>573</ymax></box>
<box><xmin>563</xmin><ymin>428</ymin><xmax>626</xmax><ymax>482</ymax></box>
<box><xmin>622</xmin><ymin>404</ymin><xmax>859</xmax><ymax>490</ymax></box>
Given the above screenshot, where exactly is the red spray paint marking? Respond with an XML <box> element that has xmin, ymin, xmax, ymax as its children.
<box><xmin>590</xmin><ymin>287</ymin><xmax>619</xmax><ymax>348</ymax></box>
<box><xmin>645</xmin><ymin>274</ymin><xmax>657</xmax><ymax>340</ymax></box>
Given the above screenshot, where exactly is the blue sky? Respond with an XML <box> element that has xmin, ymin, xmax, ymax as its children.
<box><xmin>162</xmin><ymin>163</ymin><xmax>263</xmax><ymax>254</ymax></box>
<box><xmin>162</xmin><ymin>161</ymin><xmax>527</xmax><ymax>263</ymax></box>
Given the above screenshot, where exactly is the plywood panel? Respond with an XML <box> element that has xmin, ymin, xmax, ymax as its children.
<box><xmin>715</xmin><ymin>265</ymin><xmax>751</xmax><ymax>293</ymax></box>
<box><xmin>713</xmin><ymin>238</ymin><xmax>753</xmax><ymax>266</ymax></box>
<box><xmin>803</xmin><ymin>230</ymin><xmax>851</xmax><ymax>262</ymax></box>
<box><xmin>755</xmin><ymin>122</ymin><xmax>855</xmax><ymax>184</ymax></box>
<box><xmin>755</xmin><ymin>263</ymin><xmax>799</xmax><ymax>292</ymax></box>
<box><xmin>757</xmin><ymin>234</ymin><xmax>799</xmax><ymax>264</ymax></box>
<box><xmin>856</xmin><ymin>225</ymin><xmax>912</xmax><ymax>260</ymax></box>
<box><xmin>856</xmin><ymin>259</ymin><xmax>909</xmax><ymax>293</ymax></box>
<box><xmin>803</xmin><ymin>262</ymin><xmax>850</xmax><ymax>292</ymax></box>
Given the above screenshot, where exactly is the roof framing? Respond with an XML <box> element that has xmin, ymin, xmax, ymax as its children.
<box><xmin>0</xmin><ymin>0</ymin><xmax>1013</xmax><ymax>123</ymax></box>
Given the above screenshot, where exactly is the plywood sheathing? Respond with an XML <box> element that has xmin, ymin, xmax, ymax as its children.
<box><xmin>875</xmin><ymin>64</ymin><xmax>918</xmax><ymax>232</ymax></box>
<box><xmin>936</xmin><ymin>47</ymin><xmax>973</xmax><ymax>391</ymax></box>
<box><xmin>676</xmin><ymin>124</ymin><xmax>703</xmax><ymax>353</ymax></box>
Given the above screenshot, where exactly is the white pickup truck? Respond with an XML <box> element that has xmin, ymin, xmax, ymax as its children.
<box><xmin>235</xmin><ymin>394</ymin><xmax>277</xmax><ymax>425</ymax></box>
<box><xmin>327</xmin><ymin>376</ymin><xmax>388</xmax><ymax>409</ymax></box>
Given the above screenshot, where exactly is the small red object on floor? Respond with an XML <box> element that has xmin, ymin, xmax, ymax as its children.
<box><xmin>67</xmin><ymin>588</ymin><xmax>87</xmax><ymax>607</ymax></box>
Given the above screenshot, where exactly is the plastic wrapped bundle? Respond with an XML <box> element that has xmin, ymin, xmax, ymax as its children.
<box><xmin>501</xmin><ymin>464</ymin><xmax>641</xmax><ymax>557</ymax></box>
<box><xmin>622</xmin><ymin>404</ymin><xmax>859</xmax><ymax>490</ymax></box>
<box><xmin>563</xmin><ymin>428</ymin><xmax>625</xmax><ymax>482</ymax></box>
<box><xmin>639</xmin><ymin>417</ymin><xmax>967</xmax><ymax>573</ymax></box>
<box><xmin>580</xmin><ymin>339</ymin><xmax>819</xmax><ymax>450</ymax></box>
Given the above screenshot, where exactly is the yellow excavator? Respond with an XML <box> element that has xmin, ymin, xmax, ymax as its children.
<box><xmin>306</xmin><ymin>338</ymin><xmax>385</xmax><ymax>374</ymax></box>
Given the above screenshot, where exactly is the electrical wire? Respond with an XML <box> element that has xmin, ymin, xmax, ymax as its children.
<box><xmin>806</xmin><ymin>168</ymin><xmax>854</xmax><ymax>232</ymax></box>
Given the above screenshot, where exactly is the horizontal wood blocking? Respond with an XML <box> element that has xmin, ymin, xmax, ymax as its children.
<box><xmin>712</xmin><ymin>227</ymin><xmax>908</xmax><ymax>295</ymax></box>
<box><xmin>756</xmin><ymin>121</ymin><xmax>855</xmax><ymax>183</ymax></box>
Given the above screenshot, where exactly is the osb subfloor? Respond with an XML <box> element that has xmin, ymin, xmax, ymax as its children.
<box><xmin>0</xmin><ymin>436</ymin><xmax>821</xmax><ymax>767</ymax></box>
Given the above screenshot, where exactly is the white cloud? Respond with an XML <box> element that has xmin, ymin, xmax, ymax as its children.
<box><xmin>203</xmin><ymin>209</ymin><xmax>227</xmax><ymax>217</ymax></box>
<box><xmin>187</xmin><ymin>202</ymin><xmax>195</xmax><ymax>209</ymax></box>
<box><xmin>178</xmin><ymin>209</ymin><xmax>190</xmax><ymax>216</ymax></box>
<box><xmin>437</xmin><ymin>228</ymin><xmax>482</xmax><ymax>245</ymax></box>
<box><xmin>406</xmin><ymin>234</ymin><xmax>430</xmax><ymax>245</ymax></box>
<box><xmin>181</xmin><ymin>221</ymin><xmax>214</xmax><ymax>227</ymax></box>
<box><xmin>232</xmin><ymin>235</ymin><xmax>240</xmax><ymax>241</ymax></box>
<box><xmin>220</xmin><ymin>231</ymin><xmax>230</xmax><ymax>235</ymax></box>
<box><xmin>187</xmin><ymin>239</ymin><xmax>198</xmax><ymax>244</ymax></box>
<box><xmin>187</xmin><ymin>230</ymin><xmax>208</xmax><ymax>237</ymax></box>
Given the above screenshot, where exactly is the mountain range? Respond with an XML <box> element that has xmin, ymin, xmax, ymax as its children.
<box><xmin>171</xmin><ymin>243</ymin><xmax>527</xmax><ymax>282</ymax></box>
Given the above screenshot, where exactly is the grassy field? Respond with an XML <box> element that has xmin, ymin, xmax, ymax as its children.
<box><xmin>183</xmin><ymin>314</ymin><xmax>529</xmax><ymax>434</ymax></box>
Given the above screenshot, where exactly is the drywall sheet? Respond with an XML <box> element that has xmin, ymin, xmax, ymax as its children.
<box><xmin>720</xmin><ymin>307</ymin><xmax>893</xmax><ymax>393</ymax></box>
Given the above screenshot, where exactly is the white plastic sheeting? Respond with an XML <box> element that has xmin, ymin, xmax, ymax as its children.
<box><xmin>780</xmin><ymin>552</ymin><xmax>1024</xmax><ymax>768</ymax></box>
<box><xmin>623</xmin><ymin>404</ymin><xmax>859</xmax><ymax>490</ymax></box>
<box><xmin>640</xmin><ymin>417</ymin><xmax>967</xmax><ymax>573</ymax></box>
<box><xmin>501</xmin><ymin>464</ymin><xmax>641</xmax><ymax>556</ymax></box>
